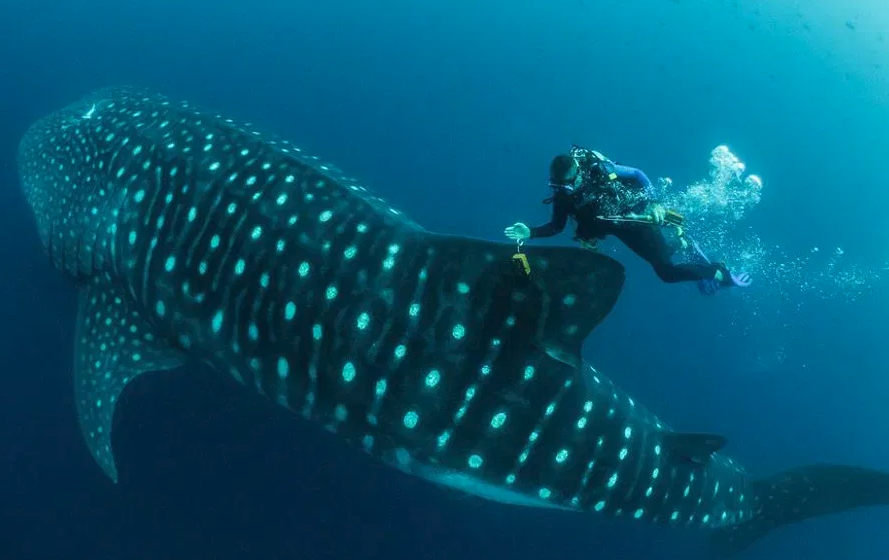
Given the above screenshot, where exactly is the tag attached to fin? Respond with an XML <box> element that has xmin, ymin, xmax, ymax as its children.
<box><xmin>662</xmin><ymin>433</ymin><xmax>727</xmax><ymax>467</ymax></box>
<box><xmin>512</xmin><ymin>252</ymin><xmax>531</xmax><ymax>277</ymax></box>
<box><xmin>74</xmin><ymin>275</ymin><xmax>186</xmax><ymax>482</ymax></box>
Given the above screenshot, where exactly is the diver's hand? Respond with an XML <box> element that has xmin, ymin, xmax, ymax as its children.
<box><xmin>504</xmin><ymin>223</ymin><xmax>531</xmax><ymax>242</ymax></box>
<box><xmin>647</xmin><ymin>203</ymin><xmax>666</xmax><ymax>226</ymax></box>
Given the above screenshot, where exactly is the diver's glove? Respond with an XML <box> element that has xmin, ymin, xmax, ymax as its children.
<box><xmin>646</xmin><ymin>203</ymin><xmax>666</xmax><ymax>226</ymax></box>
<box><xmin>504</xmin><ymin>223</ymin><xmax>531</xmax><ymax>242</ymax></box>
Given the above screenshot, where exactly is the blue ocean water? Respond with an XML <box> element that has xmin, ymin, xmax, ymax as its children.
<box><xmin>1</xmin><ymin>1</ymin><xmax>888</xmax><ymax>559</ymax></box>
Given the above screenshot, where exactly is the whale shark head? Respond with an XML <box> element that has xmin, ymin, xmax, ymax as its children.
<box><xmin>17</xmin><ymin>86</ymin><xmax>627</xmax><ymax>483</ymax></box>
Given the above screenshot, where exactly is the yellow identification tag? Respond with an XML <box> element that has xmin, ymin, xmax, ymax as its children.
<box><xmin>512</xmin><ymin>253</ymin><xmax>531</xmax><ymax>276</ymax></box>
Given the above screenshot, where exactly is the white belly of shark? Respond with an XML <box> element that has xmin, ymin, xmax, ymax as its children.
<box><xmin>414</xmin><ymin>462</ymin><xmax>573</xmax><ymax>511</ymax></box>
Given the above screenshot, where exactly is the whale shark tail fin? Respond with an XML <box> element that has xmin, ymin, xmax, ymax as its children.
<box><xmin>709</xmin><ymin>464</ymin><xmax>889</xmax><ymax>558</ymax></box>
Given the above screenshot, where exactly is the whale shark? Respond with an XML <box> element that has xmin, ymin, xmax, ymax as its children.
<box><xmin>18</xmin><ymin>87</ymin><xmax>889</xmax><ymax>557</ymax></box>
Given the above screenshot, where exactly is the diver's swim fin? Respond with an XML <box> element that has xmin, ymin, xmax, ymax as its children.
<box><xmin>690</xmin><ymin>241</ymin><xmax>751</xmax><ymax>293</ymax></box>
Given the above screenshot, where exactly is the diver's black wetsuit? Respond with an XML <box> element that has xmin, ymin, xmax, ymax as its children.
<box><xmin>530</xmin><ymin>187</ymin><xmax>718</xmax><ymax>284</ymax></box>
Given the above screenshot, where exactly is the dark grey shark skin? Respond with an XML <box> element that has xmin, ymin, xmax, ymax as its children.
<box><xmin>18</xmin><ymin>87</ymin><xmax>889</xmax><ymax>558</ymax></box>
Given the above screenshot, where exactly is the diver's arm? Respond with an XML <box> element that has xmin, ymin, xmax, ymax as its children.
<box><xmin>529</xmin><ymin>198</ymin><xmax>569</xmax><ymax>239</ymax></box>
<box><xmin>613</xmin><ymin>164</ymin><xmax>657</xmax><ymax>199</ymax></box>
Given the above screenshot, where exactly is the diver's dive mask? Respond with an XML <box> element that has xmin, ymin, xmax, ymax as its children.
<box><xmin>549</xmin><ymin>160</ymin><xmax>582</xmax><ymax>192</ymax></box>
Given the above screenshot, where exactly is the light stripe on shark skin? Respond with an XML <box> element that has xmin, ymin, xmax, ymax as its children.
<box><xmin>18</xmin><ymin>87</ymin><xmax>889</xmax><ymax>558</ymax></box>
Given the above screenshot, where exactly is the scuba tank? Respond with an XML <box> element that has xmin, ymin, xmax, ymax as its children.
<box><xmin>569</xmin><ymin>145</ymin><xmax>618</xmax><ymax>185</ymax></box>
<box><xmin>597</xmin><ymin>209</ymin><xmax>685</xmax><ymax>227</ymax></box>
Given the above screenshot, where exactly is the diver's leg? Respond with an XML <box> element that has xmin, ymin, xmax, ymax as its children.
<box><xmin>610</xmin><ymin>223</ymin><xmax>718</xmax><ymax>283</ymax></box>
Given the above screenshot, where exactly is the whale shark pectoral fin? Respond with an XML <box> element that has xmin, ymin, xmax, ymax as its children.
<box><xmin>662</xmin><ymin>432</ymin><xmax>727</xmax><ymax>466</ymax></box>
<box><xmin>74</xmin><ymin>275</ymin><xmax>186</xmax><ymax>483</ymax></box>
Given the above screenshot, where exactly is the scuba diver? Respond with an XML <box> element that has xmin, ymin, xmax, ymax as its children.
<box><xmin>504</xmin><ymin>146</ymin><xmax>751</xmax><ymax>293</ymax></box>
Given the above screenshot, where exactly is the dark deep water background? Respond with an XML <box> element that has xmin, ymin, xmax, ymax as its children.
<box><xmin>2</xmin><ymin>1</ymin><xmax>889</xmax><ymax>559</ymax></box>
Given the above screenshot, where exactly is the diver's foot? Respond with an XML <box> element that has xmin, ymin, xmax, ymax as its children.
<box><xmin>698</xmin><ymin>266</ymin><xmax>751</xmax><ymax>295</ymax></box>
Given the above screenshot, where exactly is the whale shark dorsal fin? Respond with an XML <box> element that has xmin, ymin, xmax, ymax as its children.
<box><xmin>480</xmin><ymin>243</ymin><xmax>625</xmax><ymax>369</ymax></box>
<box><xmin>427</xmin><ymin>236</ymin><xmax>625</xmax><ymax>370</ymax></box>
<box><xmin>524</xmin><ymin>246</ymin><xmax>625</xmax><ymax>368</ymax></box>
<box><xmin>74</xmin><ymin>275</ymin><xmax>186</xmax><ymax>482</ymax></box>
<box><xmin>662</xmin><ymin>433</ymin><xmax>727</xmax><ymax>466</ymax></box>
